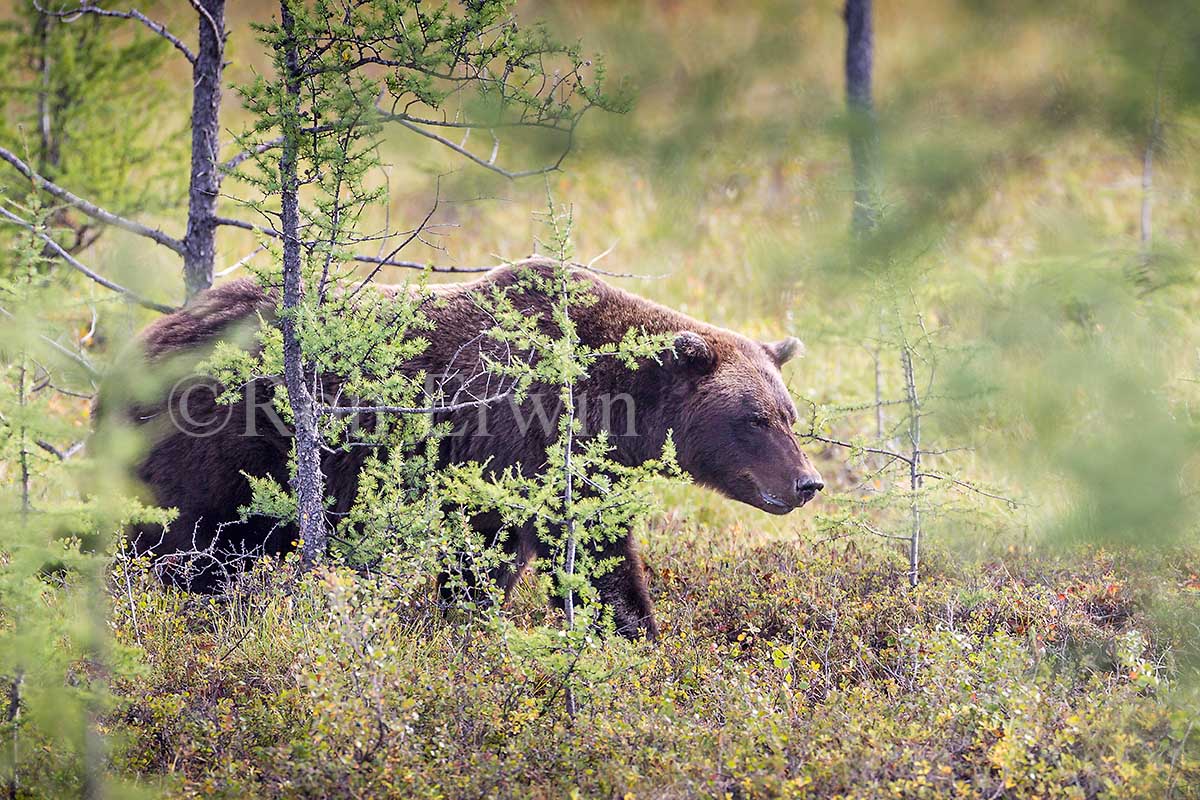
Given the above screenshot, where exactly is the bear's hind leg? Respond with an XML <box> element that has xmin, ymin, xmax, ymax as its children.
<box><xmin>590</xmin><ymin>534</ymin><xmax>658</xmax><ymax>641</ymax></box>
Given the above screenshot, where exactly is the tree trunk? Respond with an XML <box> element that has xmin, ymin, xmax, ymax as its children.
<box><xmin>34</xmin><ymin>12</ymin><xmax>55</xmax><ymax>174</ymax></box>
<box><xmin>844</xmin><ymin>0</ymin><xmax>878</xmax><ymax>235</ymax></box>
<box><xmin>277</xmin><ymin>1</ymin><xmax>328</xmax><ymax>571</ymax></box>
<box><xmin>182</xmin><ymin>0</ymin><xmax>226</xmax><ymax>302</ymax></box>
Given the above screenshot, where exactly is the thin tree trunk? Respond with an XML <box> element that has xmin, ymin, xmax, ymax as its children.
<box><xmin>5</xmin><ymin>671</ymin><xmax>21</xmax><ymax>800</ymax></box>
<box><xmin>32</xmin><ymin>11</ymin><xmax>81</xmax><ymax>256</ymax></box>
<box><xmin>182</xmin><ymin>0</ymin><xmax>226</xmax><ymax>302</ymax></box>
<box><xmin>558</xmin><ymin>262</ymin><xmax>579</xmax><ymax>718</ymax></box>
<box><xmin>562</xmin><ymin>380</ymin><xmax>578</xmax><ymax>719</ymax></box>
<box><xmin>277</xmin><ymin>2</ymin><xmax>327</xmax><ymax>570</ymax></box>
<box><xmin>873</xmin><ymin>328</ymin><xmax>885</xmax><ymax>440</ymax></box>
<box><xmin>17</xmin><ymin>362</ymin><xmax>30</xmax><ymax>517</ymax></box>
<box><xmin>1140</xmin><ymin>54</ymin><xmax>1165</xmax><ymax>262</ymax></box>
<box><xmin>901</xmin><ymin>344</ymin><xmax>922</xmax><ymax>587</ymax></box>
<box><xmin>844</xmin><ymin>0</ymin><xmax>878</xmax><ymax>235</ymax></box>
<box><xmin>34</xmin><ymin>13</ymin><xmax>54</xmax><ymax>174</ymax></box>
<box><xmin>1140</xmin><ymin>121</ymin><xmax>1157</xmax><ymax>254</ymax></box>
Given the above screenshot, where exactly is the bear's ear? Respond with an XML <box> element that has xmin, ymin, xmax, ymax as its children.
<box><xmin>671</xmin><ymin>331</ymin><xmax>716</xmax><ymax>373</ymax></box>
<box><xmin>764</xmin><ymin>336</ymin><xmax>804</xmax><ymax>367</ymax></box>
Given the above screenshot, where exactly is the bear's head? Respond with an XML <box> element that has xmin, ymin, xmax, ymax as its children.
<box><xmin>667</xmin><ymin>330</ymin><xmax>823</xmax><ymax>515</ymax></box>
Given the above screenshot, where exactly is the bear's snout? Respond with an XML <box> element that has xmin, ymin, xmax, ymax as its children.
<box><xmin>793</xmin><ymin>472</ymin><xmax>825</xmax><ymax>506</ymax></box>
<box><xmin>749</xmin><ymin>466</ymin><xmax>823</xmax><ymax>514</ymax></box>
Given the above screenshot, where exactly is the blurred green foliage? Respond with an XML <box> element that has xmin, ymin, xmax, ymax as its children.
<box><xmin>0</xmin><ymin>1</ymin><xmax>182</xmax><ymax>259</ymax></box>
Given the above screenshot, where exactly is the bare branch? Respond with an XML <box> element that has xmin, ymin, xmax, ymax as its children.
<box><xmin>33</xmin><ymin>2</ymin><xmax>197</xmax><ymax>63</ymax></box>
<box><xmin>584</xmin><ymin>241</ymin><xmax>619</xmax><ymax>270</ymax></box>
<box><xmin>801</xmin><ymin>430</ymin><xmax>1017</xmax><ymax>506</ymax></box>
<box><xmin>800</xmin><ymin>430</ymin><xmax>914</xmax><ymax>466</ymax></box>
<box><xmin>220</xmin><ymin>136</ymin><xmax>286</xmax><ymax>172</ymax></box>
<box><xmin>353</xmin><ymin>253</ymin><xmax>652</xmax><ymax>279</ymax></box>
<box><xmin>391</xmin><ymin>116</ymin><xmax>572</xmax><ymax>180</ymax></box>
<box><xmin>0</xmin><ymin>211</ymin><xmax>171</xmax><ymax>312</ymax></box>
<box><xmin>347</xmin><ymin>178</ymin><xmax>446</xmax><ymax>296</ymax></box>
<box><xmin>847</xmin><ymin>519</ymin><xmax>913</xmax><ymax>541</ymax></box>
<box><xmin>212</xmin><ymin>214</ymin><xmax>483</xmax><ymax>272</ymax></box>
<box><xmin>223</xmin><ymin>124</ymin><xmax>575</xmax><ymax>180</ymax></box>
<box><xmin>349</xmin><ymin>253</ymin><xmax>495</xmax><ymax>273</ymax></box>
<box><xmin>35</xmin><ymin>439</ymin><xmax>84</xmax><ymax>460</ymax></box>
<box><xmin>0</xmin><ymin>145</ymin><xmax>185</xmax><ymax>254</ymax></box>
<box><xmin>216</xmin><ymin>244</ymin><xmax>268</xmax><ymax>277</ymax></box>
<box><xmin>212</xmin><ymin>214</ymin><xmax>265</xmax><ymax>234</ymax></box>
<box><xmin>917</xmin><ymin>472</ymin><xmax>1018</xmax><ymax>508</ymax></box>
<box><xmin>378</xmin><ymin>112</ymin><xmax>573</xmax><ymax>133</ymax></box>
<box><xmin>187</xmin><ymin>0</ymin><xmax>222</xmax><ymax>47</ymax></box>
<box><xmin>213</xmin><ymin>213</ymin><xmax>648</xmax><ymax>278</ymax></box>
<box><xmin>219</xmin><ymin>107</ymin><xmax>580</xmax><ymax>172</ymax></box>
<box><xmin>0</xmin><ymin>204</ymin><xmax>176</xmax><ymax>313</ymax></box>
<box><xmin>320</xmin><ymin>392</ymin><xmax>511</xmax><ymax>416</ymax></box>
<box><xmin>48</xmin><ymin>382</ymin><xmax>93</xmax><ymax>400</ymax></box>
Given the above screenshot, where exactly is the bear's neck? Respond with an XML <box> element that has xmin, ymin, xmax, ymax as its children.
<box><xmin>570</xmin><ymin>278</ymin><xmax>719</xmax><ymax>467</ymax></box>
<box><xmin>571</xmin><ymin>274</ymin><xmax>721</xmax><ymax>345</ymax></box>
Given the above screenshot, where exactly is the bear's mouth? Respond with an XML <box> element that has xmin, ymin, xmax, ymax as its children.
<box><xmin>757</xmin><ymin>490</ymin><xmax>795</xmax><ymax>515</ymax></box>
<box><xmin>720</xmin><ymin>473</ymin><xmax>801</xmax><ymax>515</ymax></box>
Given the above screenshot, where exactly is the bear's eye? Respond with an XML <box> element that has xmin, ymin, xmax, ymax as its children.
<box><xmin>749</xmin><ymin>415</ymin><xmax>771</xmax><ymax>429</ymax></box>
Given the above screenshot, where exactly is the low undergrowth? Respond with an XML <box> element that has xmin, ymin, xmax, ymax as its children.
<box><xmin>86</xmin><ymin>532</ymin><xmax>1200</xmax><ymax>799</ymax></box>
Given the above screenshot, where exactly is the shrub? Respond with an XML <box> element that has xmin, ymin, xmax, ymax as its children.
<box><xmin>104</xmin><ymin>538</ymin><xmax>1200</xmax><ymax>799</ymax></box>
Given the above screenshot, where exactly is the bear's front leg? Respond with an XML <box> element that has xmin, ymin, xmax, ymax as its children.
<box><xmin>569</xmin><ymin>533</ymin><xmax>659</xmax><ymax>641</ymax></box>
<box><xmin>437</xmin><ymin>512</ymin><xmax>532</xmax><ymax>611</ymax></box>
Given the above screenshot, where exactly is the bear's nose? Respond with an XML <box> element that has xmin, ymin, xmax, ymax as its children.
<box><xmin>795</xmin><ymin>474</ymin><xmax>824</xmax><ymax>498</ymax></box>
<box><xmin>796</xmin><ymin>475</ymin><xmax>824</xmax><ymax>493</ymax></box>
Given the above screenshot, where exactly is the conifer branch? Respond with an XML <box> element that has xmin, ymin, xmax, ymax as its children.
<box><xmin>32</xmin><ymin>2</ymin><xmax>197</xmax><ymax>63</ymax></box>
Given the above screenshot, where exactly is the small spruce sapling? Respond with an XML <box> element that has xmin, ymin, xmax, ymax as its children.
<box><xmin>442</xmin><ymin>197</ymin><xmax>682</xmax><ymax>716</ymax></box>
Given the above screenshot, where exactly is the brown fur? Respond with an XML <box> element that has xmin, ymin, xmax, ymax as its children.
<box><xmin>101</xmin><ymin>263</ymin><xmax>821</xmax><ymax>638</ymax></box>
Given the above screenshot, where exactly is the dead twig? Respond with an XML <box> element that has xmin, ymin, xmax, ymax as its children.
<box><xmin>0</xmin><ymin>145</ymin><xmax>185</xmax><ymax>255</ymax></box>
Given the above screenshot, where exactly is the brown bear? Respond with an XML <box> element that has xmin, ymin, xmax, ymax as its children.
<box><xmin>102</xmin><ymin>262</ymin><xmax>823</xmax><ymax>639</ymax></box>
